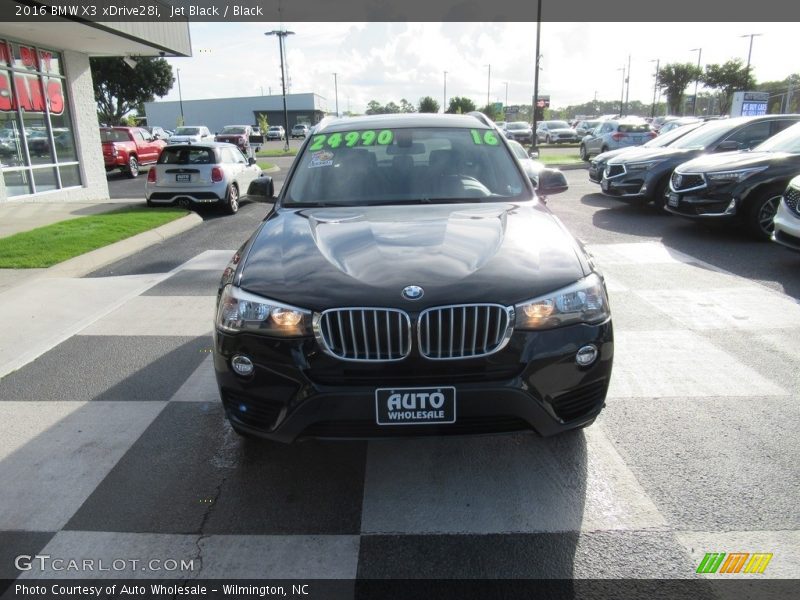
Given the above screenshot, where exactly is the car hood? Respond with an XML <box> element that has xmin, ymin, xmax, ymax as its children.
<box><xmin>169</xmin><ymin>135</ymin><xmax>201</xmax><ymax>142</ymax></box>
<box><xmin>239</xmin><ymin>203</ymin><xmax>588</xmax><ymax>310</ymax></box>
<box><xmin>609</xmin><ymin>147</ymin><xmax>699</xmax><ymax>165</ymax></box>
<box><xmin>548</xmin><ymin>128</ymin><xmax>576</xmax><ymax>135</ymax></box>
<box><xmin>593</xmin><ymin>147</ymin><xmax>633</xmax><ymax>163</ymax></box>
<box><xmin>509</xmin><ymin>128</ymin><xmax>532</xmax><ymax>134</ymax></box>
<box><xmin>674</xmin><ymin>150</ymin><xmax>793</xmax><ymax>173</ymax></box>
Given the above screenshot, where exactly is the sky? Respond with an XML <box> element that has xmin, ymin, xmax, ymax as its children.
<box><xmin>160</xmin><ymin>22</ymin><xmax>800</xmax><ymax>114</ymax></box>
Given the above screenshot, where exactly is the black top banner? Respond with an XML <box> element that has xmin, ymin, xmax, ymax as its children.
<box><xmin>1</xmin><ymin>0</ymin><xmax>800</xmax><ymax>22</ymax></box>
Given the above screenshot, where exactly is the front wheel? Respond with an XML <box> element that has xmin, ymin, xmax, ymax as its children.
<box><xmin>579</xmin><ymin>144</ymin><xmax>588</xmax><ymax>161</ymax></box>
<box><xmin>745</xmin><ymin>186</ymin><xmax>783</xmax><ymax>240</ymax></box>
<box><xmin>126</xmin><ymin>155</ymin><xmax>139</xmax><ymax>178</ymax></box>
<box><xmin>223</xmin><ymin>184</ymin><xmax>239</xmax><ymax>215</ymax></box>
<box><xmin>651</xmin><ymin>177</ymin><xmax>670</xmax><ymax>212</ymax></box>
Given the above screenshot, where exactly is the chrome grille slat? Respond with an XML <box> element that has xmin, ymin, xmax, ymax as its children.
<box><xmin>418</xmin><ymin>303</ymin><xmax>513</xmax><ymax>360</ymax></box>
<box><xmin>315</xmin><ymin>308</ymin><xmax>411</xmax><ymax>362</ymax></box>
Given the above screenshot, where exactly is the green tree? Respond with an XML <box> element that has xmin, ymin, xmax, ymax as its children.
<box><xmin>90</xmin><ymin>56</ymin><xmax>173</xmax><ymax>125</ymax></box>
<box><xmin>702</xmin><ymin>59</ymin><xmax>757</xmax><ymax>115</ymax></box>
<box><xmin>384</xmin><ymin>101</ymin><xmax>401</xmax><ymax>114</ymax></box>
<box><xmin>446</xmin><ymin>96</ymin><xmax>476</xmax><ymax>114</ymax></box>
<box><xmin>257</xmin><ymin>113</ymin><xmax>269</xmax><ymax>133</ymax></box>
<box><xmin>366</xmin><ymin>100</ymin><xmax>384</xmax><ymax>115</ymax></box>
<box><xmin>657</xmin><ymin>63</ymin><xmax>703</xmax><ymax>115</ymax></box>
<box><xmin>399</xmin><ymin>98</ymin><xmax>416</xmax><ymax>113</ymax></box>
<box><xmin>418</xmin><ymin>96</ymin><xmax>440</xmax><ymax>113</ymax></box>
<box><xmin>757</xmin><ymin>73</ymin><xmax>800</xmax><ymax>114</ymax></box>
<box><xmin>479</xmin><ymin>103</ymin><xmax>499</xmax><ymax>121</ymax></box>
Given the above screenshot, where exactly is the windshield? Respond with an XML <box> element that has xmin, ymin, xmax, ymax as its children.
<box><xmin>671</xmin><ymin>119</ymin><xmax>745</xmax><ymax>150</ymax></box>
<box><xmin>283</xmin><ymin>127</ymin><xmax>527</xmax><ymax>206</ymax></box>
<box><xmin>175</xmin><ymin>127</ymin><xmax>200</xmax><ymax>135</ymax></box>
<box><xmin>269</xmin><ymin>126</ymin><xmax>281</xmax><ymax>131</ymax></box>
<box><xmin>754</xmin><ymin>122</ymin><xmax>800</xmax><ymax>153</ymax></box>
<box><xmin>545</xmin><ymin>121</ymin><xmax>570</xmax><ymax>129</ymax></box>
<box><xmin>644</xmin><ymin>122</ymin><xmax>705</xmax><ymax>148</ymax></box>
<box><xmin>221</xmin><ymin>126</ymin><xmax>246</xmax><ymax>134</ymax></box>
<box><xmin>507</xmin><ymin>122</ymin><xmax>529</xmax><ymax>130</ymax></box>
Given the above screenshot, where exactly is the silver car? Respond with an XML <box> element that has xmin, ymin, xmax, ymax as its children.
<box><xmin>536</xmin><ymin>120</ymin><xmax>579</xmax><ymax>144</ymax></box>
<box><xmin>580</xmin><ymin>119</ymin><xmax>655</xmax><ymax>159</ymax></box>
<box><xmin>145</xmin><ymin>142</ymin><xmax>265</xmax><ymax>215</ymax></box>
<box><xmin>167</xmin><ymin>125</ymin><xmax>214</xmax><ymax>144</ymax></box>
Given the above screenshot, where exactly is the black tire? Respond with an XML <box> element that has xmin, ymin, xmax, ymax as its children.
<box><xmin>745</xmin><ymin>185</ymin><xmax>783</xmax><ymax>240</ymax></box>
<box><xmin>223</xmin><ymin>184</ymin><xmax>239</xmax><ymax>215</ymax></box>
<box><xmin>126</xmin><ymin>155</ymin><xmax>139</xmax><ymax>178</ymax></box>
<box><xmin>579</xmin><ymin>144</ymin><xmax>589</xmax><ymax>161</ymax></box>
<box><xmin>651</xmin><ymin>177</ymin><xmax>670</xmax><ymax>212</ymax></box>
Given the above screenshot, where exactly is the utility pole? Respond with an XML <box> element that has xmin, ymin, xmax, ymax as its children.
<box><xmin>504</xmin><ymin>82</ymin><xmax>508</xmax><ymax>108</ymax></box>
<box><xmin>265</xmin><ymin>29</ymin><xmax>294</xmax><ymax>152</ymax></box>
<box><xmin>618</xmin><ymin>66</ymin><xmax>625</xmax><ymax>117</ymax></box>
<box><xmin>690</xmin><ymin>48</ymin><xmax>702</xmax><ymax>115</ymax></box>
<box><xmin>623</xmin><ymin>54</ymin><xmax>631</xmax><ymax>117</ymax></box>
<box><xmin>649</xmin><ymin>59</ymin><xmax>660</xmax><ymax>118</ymax></box>
<box><xmin>532</xmin><ymin>0</ymin><xmax>542</xmax><ymax>138</ymax></box>
<box><xmin>176</xmin><ymin>68</ymin><xmax>184</xmax><ymax>124</ymax></box>
<box><xmin>443</xmin><ymin>70</ymin><xmax>447</xmax><ymax>113</ymax></box>
<box><xmin>332</xmin><ymin>72</ymin><xmax>339</xmax><ymax>117</ymax></box>
<box><xmin>740</xmin><ymin>33</ymin><xmax>763</xmax><ymax>73</ymax></box>
<box><xmin>485</xmin><ymin>64</ymin><xmax>491</xmax><ymax>108</ymax></box>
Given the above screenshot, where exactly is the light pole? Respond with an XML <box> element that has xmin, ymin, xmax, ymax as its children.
<box><xmin>740</xmin><ymin>33</ymin><xmax>762</xmax><ymax>73</ymax></box>
<box><xmin>690</xmin><ymin>47</ymin><xmax>702</xmax><ymax>115</ymax></box>
<box><xmin>649</xmin><ymin>58</ymin><xmax>660</xmax><ymax>118</ymax></box>
<box><xmin>504</xmin><ymin>82</ymin><xmax>508</xmax><ymax>108</ymax></box>
<box><xmin>443</xmin><ymin>70</ymin><xmax>447</xmax><ymax>113</ymax></box>
<box><xmin>623</xmin><ymin>54</ymin><xmax>631</xmax><ymax>117</ymax></box>
<box><xmin>485</xmin><ymin>64</ymin><xmax>491</xmax><ymax>108</ymax></box>
<box><xmin>176</xmin><ymin>68</ymin><xmax>184</xmax><ymax>124</ymax></box>
<box><xmin>332</xmin><ymin>72</ymin><xmax>339</xmax><ymax>117</ymax></box>
<box><xmin>265</xmin><ymin>29</ymin><xmax>294</xmax><ymax>152</ymax></box>
<box><xmin>617</xmin><ymin>66</ymin><xmax>625</xmax><ymax>117</ymax></box>
<box><xmin>532</xmin><ymin>0</ymin><xmax>542</xmax><ymax>138</ymax></box>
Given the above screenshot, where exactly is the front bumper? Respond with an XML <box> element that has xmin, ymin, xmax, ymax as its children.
<box><xmin>772</xmin><ymin>199</ymin><xmax>800</xmax><ymax>251</ymax></box>
<box><xmin>663</xmin><ymin>187</ymin><xmax>737</xmax><ymax>220</ymax></box>
<box><xmin>600</xmin><ymin>173</ymin><xmax>649</xmax><ymax>200</ymax></box>
<box><xmin>213</xmin><ymin>321</ymin><xmax>614</xmax><ymax>443</ymax></box>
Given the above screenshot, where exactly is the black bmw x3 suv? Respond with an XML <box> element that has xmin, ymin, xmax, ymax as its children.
<box><xmin>213</xmin><ymin>113</ymin><xmax>613</xmax><ymax>442</ymax></box>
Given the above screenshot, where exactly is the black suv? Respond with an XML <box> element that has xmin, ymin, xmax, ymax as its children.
<box><xmin>665</xmin><ymin>122</ymin><xmax>800</xmax><ymax>239</ymax></box>
<box><xmin>213</xmin><ymin>113</ymin><xmax>613</xmax><ymax>442</ymax></box>
<box><xmin>601</xmin><ymin>115</ymin><xmax>800</xmax><ymax>208</ymax></box>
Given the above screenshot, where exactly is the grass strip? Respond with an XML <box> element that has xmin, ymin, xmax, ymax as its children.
<box><xmin>0</xmin><ymin>206</ymin><xmax>188</xmax><ymax>268</ymax></box>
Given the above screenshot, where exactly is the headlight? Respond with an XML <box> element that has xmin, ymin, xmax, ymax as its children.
<box><xmin>626</xmin><ymin>160</ymin><xmax>660</xmax><ymax>171</ymax></box>
<box><xmin>515</xmin><ymin>273</ymin><xmax>610</xmax><ymax>330</ymax></box>
<box><xmin>706</xmin><ymin>166</ymin><xmax>768</xmax><ymax>183</ymax></box>
<box><xmin>216</xmin><ymin>285</ymin><xmax>312</xmax><ymax>336</ymax></box>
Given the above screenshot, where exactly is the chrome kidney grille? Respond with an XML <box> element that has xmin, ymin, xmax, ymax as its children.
<box><xmin>314</xmin><ymin>308</ymin><xmax>412</xmax><ymax>362</ymax></box>
<box><xmin>314</xmin><ymin>304</ymin><xmax>515</xmax><ymax>362</ymax></box>
<box><xmin>418</xmin><ymin>304</ymin><xmax>515</xmax><ymax>360</ymax></box>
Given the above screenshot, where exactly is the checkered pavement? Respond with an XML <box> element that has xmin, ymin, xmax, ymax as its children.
<box><xmin>1</xmin><ymin>244</ymin><xmax>798</xmax><ymax>583</ymax></box>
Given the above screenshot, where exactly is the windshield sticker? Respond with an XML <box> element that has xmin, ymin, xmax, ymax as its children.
<box><xmin>309</xmin><ymin>130</ymin><xmax>394</xmax><ymax>151</ymax></box>
<box><xmin>308</xmin><ymin>150</ymin><xmax>334</xmax><ymax>168</ymax></box>
<box><xmin>470</xmin><ymin>129</ymin><xmax>499</xmax><ymax>145</ymax></box>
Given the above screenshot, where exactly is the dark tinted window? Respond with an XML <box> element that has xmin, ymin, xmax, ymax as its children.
<box><xmin>617</xmin><ymin>123</ymin><xmax>651</xmax><ymax>133</ymax></box>
<box><xmin>158</xmin><ymin>147</ymin><xmax>216</xmax><ymax>164</ymax></box>
<box><xmin>724</xmin><ymin>121</ymin><xmax>771</xmax><ymax>148</ymax></box>
<box><xmin>99</xmin><ymin>129</ymin><xmax>130</xmax><ymax>143</ymax></box>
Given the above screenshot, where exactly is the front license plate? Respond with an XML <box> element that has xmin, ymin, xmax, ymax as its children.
<box><xmin>375</xmin><ymin>386</ymin><xmax>456</xmax><ymax>426</ymax></box>
<box><xmin>601</xmin><ymin>178</ymin><xmax>609</xmax><ymax>191</ymax></box>
<box><xmin>668</xmin><ymin>192</ymin><xmax>680</xmax><ymax>207</ymax></box>
<box><xmin>175</xmin><ymin>174</ymin><xmax>191</xmax><ymax>182</ymax></box>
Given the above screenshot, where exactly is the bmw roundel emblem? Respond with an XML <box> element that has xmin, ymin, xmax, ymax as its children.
<box><xmin>402</xmin><ymin>285</ymin><xmax>424</xmax><ymax>301</ymax></box>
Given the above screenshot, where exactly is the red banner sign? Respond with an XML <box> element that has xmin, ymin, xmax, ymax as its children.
<box><xmin>0</xmin><ymin>73</ymin><xmax>63</xmax><ymax>115</ymax></box>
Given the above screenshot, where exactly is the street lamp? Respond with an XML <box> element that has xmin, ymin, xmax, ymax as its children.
<box><xmin>443</xmin><ymin>70</ymin><xmax>447</xmax><ymax>113</ymax></box>
<box><xmin>649</xmin><ymin>59</ymin><xmax>660</xmax><ymax>118</ymax></box>
<box><xmin>332</xmin><ymin>72</ymin><xmax>339</xmax><ymax>117</ymax></box>
<box><xmin>740</xmin><ymin>33</ymin><xmax>763</xmax><ymax>73</ymax></box>
<box><xmin>485</xmin><ymin>64</ymin><xmax>491</xmax><ymax>108</ymax></box>
<box><xmin>617</xmin><ymin>66</ymin><xmax>626</xmax><ymax>117</ymax></box>
<box><xmin>176</xmin><ymin>68</ymin><xmax>184</xmax><ymax>124</ymax></box>
<box><xmin>690</xmin><ymin>47</ymin><xmax>702</xmax><ymax>116</ymax></box>
<box><xmin>504</xmin><ymin>82</ymin><xmax>508</xmax><ymax>108</ymax></box>
<box><xmin>265</xmin><ymin>29</ymin><xmax>295</xmax><ymax>152</ymax></box>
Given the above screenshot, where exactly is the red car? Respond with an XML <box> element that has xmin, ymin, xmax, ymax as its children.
<box><xmin>100</xmin><ymin>127</ymin><xmax>166</xmax><ymax>178</ymax></box>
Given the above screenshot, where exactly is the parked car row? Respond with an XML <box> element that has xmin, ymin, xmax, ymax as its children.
<box><xmin>590</xmin><ymin>114</ymin><xmax>800</xmax><ymax>244</ymax></box>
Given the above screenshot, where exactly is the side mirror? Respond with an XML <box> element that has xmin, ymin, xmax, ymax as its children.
<box><xmin>246</xmin><ymin>175</ymin><xmax>275</xmax><ymax>200</ymax></box>
<box><xmin>535</xmin><ymin>168</ymin><xmax>569</xmax><ymax>197</ymax></box>
<box><xmin>248</xmin><ymin>156</ymin><xmax>257</xmax><ymax>166</ymax></box>
<box><xmin>715</xmin><ymin>140</ymin><xmax>740</xmax><ymax>152</ymax></box>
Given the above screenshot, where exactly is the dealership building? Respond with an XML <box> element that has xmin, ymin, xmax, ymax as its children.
<box><xmin>0</xmin><ymin>21</ymin><xmax>190</xmax><ymax>203</ymax></box>
<box><xmin>143</xmin><ymin>93</ymin><xmax>328</xmax><ymax>135</ymax></box>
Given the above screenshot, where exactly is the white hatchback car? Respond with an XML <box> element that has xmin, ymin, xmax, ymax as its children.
<box><xmin>772</xmin><ymin>174</ymin><xmax>800</xmax><ymax>251</ymax></box>
<box><xmin>146</xmin><ymin>142</ymin><xmax>266</xmax><ymax>215</ymax></box>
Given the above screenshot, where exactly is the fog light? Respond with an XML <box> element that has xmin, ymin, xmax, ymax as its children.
<box><xmin>726</xmin><ymin>198</ymin><xmax>737</xmax><ymax>213</ymax></box>
<box><xmin>576</xmin><ymin>344</ymin><xmax>598</xmax><ymax>367</ymax></box>
<box><xmin>231</xmin><ymin>355</ymin><xmax>254</xmax><ymax>376</ymax></box>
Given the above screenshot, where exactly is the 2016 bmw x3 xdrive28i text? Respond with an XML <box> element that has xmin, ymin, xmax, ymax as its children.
<box><xmin>213</xmin><ymin>113</ymin><xmax>613</xmax><ymax>442</ymax></box>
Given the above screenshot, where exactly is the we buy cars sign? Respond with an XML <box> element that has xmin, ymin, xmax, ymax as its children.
<box><xmin>0</xmin><ymin>41</ymin><xmax>64</xmax><ymax>115</ymax></box>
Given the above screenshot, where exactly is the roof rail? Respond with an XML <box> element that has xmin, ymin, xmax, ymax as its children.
<box><xmin>466</xmin><ymin>111</ymin><xmax>493</xmax><ymax>127</ymax></box>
